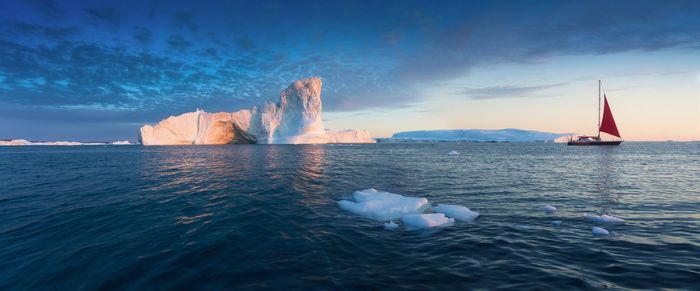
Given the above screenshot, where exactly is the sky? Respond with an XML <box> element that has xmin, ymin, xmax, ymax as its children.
<box><xmin>0</xmin><ymin>0</ymin><xmax>699</xmax><ymax>141</ymax></box>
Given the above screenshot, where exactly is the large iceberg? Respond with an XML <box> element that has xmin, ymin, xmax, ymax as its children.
<box><xmin>139</xmin><ymin>77</ymin><xmax>375</xmax><ymax>145</ymax></box>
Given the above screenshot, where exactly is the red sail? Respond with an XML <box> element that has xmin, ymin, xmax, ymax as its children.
<box><xmin>599</xmin><ymin>95</ymin><xmax>621</xmax><ymax>138</ymax></box>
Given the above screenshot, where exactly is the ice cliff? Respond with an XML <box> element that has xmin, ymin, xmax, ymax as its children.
<box><xmin>139</xmin><ymin>77</ymin><xmax>375</xmax><ymax>145</ymax></box>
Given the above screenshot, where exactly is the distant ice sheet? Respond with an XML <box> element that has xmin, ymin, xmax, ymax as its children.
<box><xmin>337</xmin><ymin>189</ymin><xmax>429</xmax><ymax>221</ymax></box>
<box><xmin>0</xmin><ymin>139</ymin><xmax>134</xmax><ymax>146</ymax></box>
<box><xmin>434</xmin><ymin>204</ymin><xmax>479</xmax><ymax>221</ymax></box>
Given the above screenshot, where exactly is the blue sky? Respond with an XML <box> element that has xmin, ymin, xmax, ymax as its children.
<box><xmin>1</xmin><ymin>0</ymin><xmax>699</xmax><ymax>141</ymax></box>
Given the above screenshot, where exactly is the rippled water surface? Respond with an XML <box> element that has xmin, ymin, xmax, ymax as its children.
<box><xmin>1</xmin><ymin>143</ymin><xmax>699</xmax><ymax>290</ymax></box>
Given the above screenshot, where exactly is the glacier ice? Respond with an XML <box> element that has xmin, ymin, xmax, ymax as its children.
<box><xmin>592</xmin><ymin>227</ymin><xmax>610</xmax><ymax>236</ymax></box>
<box><xmin>384</xmin><ymin>221</ymin><xmax>399</xmax><ymax>230</ymax></box>
<box><xmin>433</xmin><ymin>204</ymin><xmax>479</xmax><ymax>221</ymax></box>
<box><xmin>542</xmin><ymin>205</ymin><xmax>557</xmax><ymax>213</ymax></box>
<box><xmin>337</xmin><ymin>189</ymin><xmax>429</xmax><ymax>221</ymax></box>
<box><xmin>325</xmin><ymin>129</ymin><xmax>375</xmax><ymax>143</ymax></box>
<box><xmin>584</xmin><ymin>213</ymin><xmax>625</xmax><ymax>224</ymax></box>
<box><xmin>447</xmin><ymin>151</ymin><xmax>460</xmax><ymax>155</ymax></box>
<box><xmin>401</xmin><ymin>213</ymin><xmax>454</xmax><ymax>229</ymax></box>
<box><xmin>139</xmin><ymin>77</ymin><xmax>375</xmax><ymax>145</ymax></box>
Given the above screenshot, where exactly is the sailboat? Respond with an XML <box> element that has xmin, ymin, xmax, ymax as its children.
<box><xmin>567</xmin><ymin>80</ymin><xmax>623</xmax><ymax>146</ymax></box>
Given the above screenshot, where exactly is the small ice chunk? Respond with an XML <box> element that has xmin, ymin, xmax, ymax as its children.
<box><xmin>592</xmin><ymin>227</ymin><xmax>610</xmax><ymax>236</ymax></box>
<box><xmin>600</xmin><ymin>214</ymin><xmax>625</xmax><ymax>224</ymax></box>
<box><xmin>401</xmin><ymin>213</ymin><xmax>454</xmax><ymax>229</ymax></box>
<box><xmin>543</xmin><ymin>205</ymin><xmax>557</xmax><ymax>213</ymax></box>
<box><xmin>584</xmin><ymin>213</ymin><xmax>625</xmax><ymax>224</ymax></box>
<box><xmin>384</xmin><ymin>221</ymin><xmax>399</xmax><ymax>230</ymax></box>
<box><xmin>338</xmin><ymin>189</ymin><xmax>429</xmax><ymax>221</ymax></box>
<box><xmin>550</xmin><ymin>220</ymin><xmax>562</xmax><ymax>226</ymax></box>
<box><xmin>447</xmin><ymin>151</ymin><xmax>460</xmax><ymax>155</ymax></box>
<box><xmin>434</xmin><ymin>204</ymin><xmax>480</xmax><ymax>221</ymax></box>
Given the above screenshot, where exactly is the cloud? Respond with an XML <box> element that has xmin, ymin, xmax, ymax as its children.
<box><xmin>235</xmin><ymin>36</ymin><xmax>253</xmax><ymax>50</ymax></box>
<box><xmin>83</xmin><ymin>7</ymin><xmax>121</xmax><ymax>28</ymax></box>
<box><xmin>133</xmin><ymin>26</ymin><xmax>153</xmax><ymax>44</ymax></box>
<box><xmin>166</xmin><ymin>35</ymin><xmax>192</xmax><ymax>51</ymax></box>
<box><xmin>172</xmin><ymin>11</ymin><xmax>199</xmax><ymax>31</ymax></box>
<box><xmin>26</xmin><ymin>0</ymin><xmax>63</xmax><ymax>17</ymax></box>
<box><xmin>459</xmin><ymin>83</ymin><xmax>568</xmax><ymax>100</ymax></box>
<box><xmin>392</xmin><ymin>1</ymin><xmax>700</xmax><ymax>83</ymax></box>
<box><xmin>4</xmin><ymin>22</ymin><xmax>79</xmax><ymax>40</ymax></box>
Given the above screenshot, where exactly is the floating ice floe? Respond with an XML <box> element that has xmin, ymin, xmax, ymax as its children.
<box><xmin>434</xmin><ymin>204</ymin><xmax>480</xmax><ymax>221</ymax></box>
<box><xmin>542</xmin><ymin>205</ymin><xmax>557</xmax><ymax>213</ymax></box>
<box><xmin>592</xmin><ymin>227</ymin><xmax>610</xmax><ymax>236</ymax></box>
<box><xmin>447</xmin><ymin>151</ymin><xmax>460</xmax><ymax>155</ymax></box>
<box><xmin>338</xmin><ymin>189</ymin><xmax>479</xmax><ymax>230</ymax></box>
<box><xmin>550</xmin><ymin>220</ymin><xmax>562</xmax><ymax>226</ymax></box>
<box><xmin>584</xmin><ymin>213</ymin><xmax>625</xmax><ymax>224</ymax></box>
<box><xmin>337</xmin><ymin>189</ymin><xmax>429</xmax><ymax>221</ymax></box>
<box><xmin>384</xmin><ymin>221</ymin><xmax>399</xmax><ymax>230</ymax></box>
<box><xmin>402</xmin><ymin>213</ymin><xmax>454</xmax><ymax>229</ymax></box>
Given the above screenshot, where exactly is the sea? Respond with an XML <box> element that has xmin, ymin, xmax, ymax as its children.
<box><xmin>1</xmin><ymin>142</ymin><xmax>699</xmax><ymax>290</ymax></box>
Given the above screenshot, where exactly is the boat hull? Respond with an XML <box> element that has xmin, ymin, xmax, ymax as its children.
<box><xmin>567</xmin><ymin>140</ymin><xmax>622</xmax><ymax>146</ymax></box>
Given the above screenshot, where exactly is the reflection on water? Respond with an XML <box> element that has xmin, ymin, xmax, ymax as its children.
<box><xmin>0</xmin><ymin>143</ymin><xmax>699</xmax><ymax>289</ymax></box>
<box><xmin>595</xmin><ymin>146</ymin><xmax>622</xmax><ymax>212</ymax></box>
<box><xmin>293</xmin><ymin>145</ymin><xmax>327</xmax><ymax>207</ymax></box>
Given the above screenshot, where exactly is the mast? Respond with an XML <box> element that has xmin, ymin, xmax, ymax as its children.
<box><xmin>597</xmin><ymin>80</ymin><xmax>601</xmax><ymax>139</ymax></box>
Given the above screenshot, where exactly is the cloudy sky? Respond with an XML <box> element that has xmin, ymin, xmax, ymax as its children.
<box><xmin>1</xmin><ymin>0</ymin><xmax>699</xmax><ymax>141</ymax></box>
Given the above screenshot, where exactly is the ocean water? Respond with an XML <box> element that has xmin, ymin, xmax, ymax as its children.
<box><xmin>1</xmin><ymin>142</ymin><xmax>699</xmax><ymax>290</ymax></box>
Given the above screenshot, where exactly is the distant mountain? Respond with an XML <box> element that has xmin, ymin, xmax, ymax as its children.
<box><xmin>389</xmin><ymin>129</ymin><xmax>570</xmax><ymax>142</ymax></box>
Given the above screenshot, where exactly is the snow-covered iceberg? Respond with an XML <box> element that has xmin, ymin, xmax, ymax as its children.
<box><xmin>139</xmin><ymin>77</ymin><xmax>375</xmax><ymax>145</ymax></box>
<box><xmin>388</xmin><ymin>128</ymin><xmax>569</xmax><ymax>142</ymax></box>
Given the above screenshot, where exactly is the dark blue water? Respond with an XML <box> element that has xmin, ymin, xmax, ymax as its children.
<box><xmin>1</xmin><ymin>143</ymin><xmax>699</xmax><ymax>290</ymax></box>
